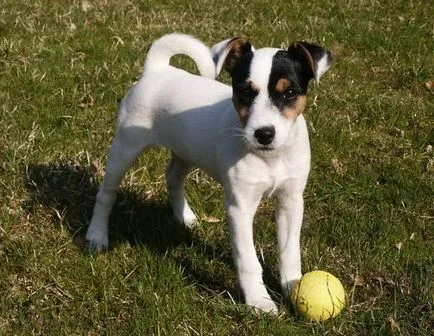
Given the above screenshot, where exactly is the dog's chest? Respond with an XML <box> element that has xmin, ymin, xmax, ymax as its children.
<box><xmin>262</xmin><ymin>157</ymin><xmax>300</xmax><ymax>197</ymax></box>
<box><xmin>234</xmin><ymin>152</ymin><xmax>309</xmax><ymax>198</ymax></box>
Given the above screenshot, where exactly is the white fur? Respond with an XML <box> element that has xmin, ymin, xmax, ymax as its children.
<box><xmin>315</xmin><ymin>53</ymin><xmax>331</xmax><ymax>83</ymax></box>
<box><xmin>210</xmin><ymin>38</ymin><xmax>233</xmax><ymax>77</ymax></box>
<box><xmin>211</xmin><ymin>38</ymin><xmax>256</xmax><ymax>77</ymax></box>
<box><xmin>86</xmin><ymin>33</ymin><xmax>314</xmax><ymax>314</ymax></box>
<box><xmin>145</xmin><ymin>33</ymin><xmax>216</xmax><ymax>79</ymax></box>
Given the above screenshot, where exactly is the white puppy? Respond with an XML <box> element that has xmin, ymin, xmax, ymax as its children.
<box><xmin>86</xmin><ymin>33</ymin><xmax>331</xmax><ymax>313</ymax></box>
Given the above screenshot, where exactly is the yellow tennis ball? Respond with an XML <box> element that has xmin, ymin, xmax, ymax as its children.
<box><xmin>291</xmin><ymin>270</ymin><xmax>346</xmax><ymax>321</ymax></box>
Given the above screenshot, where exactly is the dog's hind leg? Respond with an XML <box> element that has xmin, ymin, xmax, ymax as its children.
<box><xmin>86</xmin><ymin>126</ymin><xmax>153</xmax><ymax>250</ymax></box>
<box><xmin>166</xmin><ymin>152</ymin><xmax>197</xmax><ymax>227</ymax></box>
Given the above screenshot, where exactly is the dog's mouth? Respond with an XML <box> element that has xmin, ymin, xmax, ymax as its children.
<box><xmin>245</xmin><ymin>140</ymin><xmax>276</xmax><ymax>154</ymax></box>
<box><xmin>255</xmin><ymin>145</ymin><xmax>276</xmax><ymax>153</ymax></box>
<box><xmin>243</xmin><ymin>136</ymin><xmax>277</xmax><ymax>154</ymax></box>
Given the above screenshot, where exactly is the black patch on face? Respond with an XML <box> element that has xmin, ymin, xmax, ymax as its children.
<box><xmin>268</xmin><ymin>50</ymin><xmax>311</xmax><ymax>111</ymax></box>
<box><xmin>230</xmin><ymin>51</ymin><xmax>258</xmax><ymax>108</ymax></box>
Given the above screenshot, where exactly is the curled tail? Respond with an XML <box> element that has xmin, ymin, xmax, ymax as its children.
<box><xmin>144</xmin><ymin>33</ymin><xmax>216</xmax><ymax>79</ymax></box>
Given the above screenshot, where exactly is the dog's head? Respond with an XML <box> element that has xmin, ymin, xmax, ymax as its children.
<box><xmin>212</xmin><ymin>37</ymin><xmax>331</xmax><ymax>153</ymax></box>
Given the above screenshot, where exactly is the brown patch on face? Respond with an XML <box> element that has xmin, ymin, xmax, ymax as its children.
<box><xmin>231</xmin><ymin>80</ymin><xmax>258</xmax><ymax>125</ymax></box>
<box><xmin>275</xmin><ymin>78</ymin><xmax>290</xmax><ymax>93</ymax></box>
<box><xmin>232</xmin><ymin>95</ymin><xmax>249</xmax><ymax>125</ymax></box>
<box><xmin>246</xmin><ymin>80</ymin><xmax>259</xmax><ymax>93</ymax></box>
<box><xmin>281</xmin><ymin>95</ymin><xmax>307</xmax><ymax>120</ymax></box>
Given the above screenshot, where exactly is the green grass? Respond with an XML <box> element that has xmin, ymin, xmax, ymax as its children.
<box><xmin>1</xmin><ymin>0</ymin><xmax>433</xmax><ymax>334</ymax></box>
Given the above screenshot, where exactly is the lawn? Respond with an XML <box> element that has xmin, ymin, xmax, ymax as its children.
<box><xmin>0</xmin><ymin>0</ymin><xmax>433</xmax><ymax>335</ymax></box>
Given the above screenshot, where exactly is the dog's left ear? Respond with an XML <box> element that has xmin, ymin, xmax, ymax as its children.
<box><xmin>211</xmin><ymin>37</ymin><xmax>254</xmax><ymax>77</ymax></box>
<box><xmin>287</xmin><ymin>42</ymin><xmax>332</xmax><ymax>83</ymax></box>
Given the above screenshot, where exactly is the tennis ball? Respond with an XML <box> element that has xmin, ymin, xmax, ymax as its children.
<box><xmin>291</xmin><ymin>270</ymin><xmax>345</xmax><ymax>321</ymax></box>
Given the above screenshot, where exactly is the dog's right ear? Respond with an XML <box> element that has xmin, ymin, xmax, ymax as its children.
<box><xmin>287</xmin><ymin>42</ymin><xmax>332</xmax><ymax>84</ymax></box>
<box><xmin>211</xmin><ymin>37</ymin><xmax>253</xmax><ymax>77</ymax></box>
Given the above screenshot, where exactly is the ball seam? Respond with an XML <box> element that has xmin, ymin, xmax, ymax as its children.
<box><xmin>326</xmin><ymin>273</ymin><xmax>336</xmax><ymax>318</ymax></box>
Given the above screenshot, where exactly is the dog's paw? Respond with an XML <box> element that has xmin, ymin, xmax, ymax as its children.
<box><xmin>173</xmin><ymin>206</ymin><xmax>197</xmax><ymax>228</ymax></box>
<box><xmin>281</xmin><ymin>276</ymin><xmax>302</xmax><ymax>298</ymax></box>
<box><xmin>183</xmin><ymin>209</ymin><xmax>198</xmax><ymax>228</ymax></box>
<box><xmin>248</xmin><ymin>298</ymin><xmax>279</xmax><ymax>315</ymax></box>
<box><xmin>86</xmin><ymin>223</ymin><xmax>108</xmax><ymax>252</ymax></box>
<box><xmin>87</xmin><ymin>237</ymin><xmax>108</xmax><ymax>252</ymax></box>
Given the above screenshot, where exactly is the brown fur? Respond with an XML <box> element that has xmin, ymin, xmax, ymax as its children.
<box><xmin>223</xmin><ymin>36</ymin><xmax>251</xmax><ymax>73</ymax></box>
<box><xmin>246</xmin><ymin>80</ymin><xmax>259</xmax><ymax>93</ymax></box>
<box><xmin>291</xmin><ymin>43</ymin><xmax>315</xmax><ymax>79</ymax></box>
<box><xmin>281</xmin><ymin>95</ymin><xmax>307</xmax><ymax>120</ymax></box>
<box><xmin>232</xmin><ymin>95</ymin><xmax>249</xmax><ymax>125</ymax></box>
<box><xmin>275</xmin><ymin>78</ymin><xmax>290</xmax><ymax>93</ymax></box>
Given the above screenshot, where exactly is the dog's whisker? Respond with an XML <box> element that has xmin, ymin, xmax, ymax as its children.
<box><xmin>219</xmin><ymin>126</ymin><xmax>245</xmax><ymax>133</ymax></box>
<box><xmin>218</xmin><ymin>127</ymin><xmax>246</xmax><ymax>138</ymax></box>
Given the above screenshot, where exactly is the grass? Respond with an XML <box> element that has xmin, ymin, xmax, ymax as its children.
<box><xmin>1</xmin><ymin>0</ymin><xmax>433</xmax><ymax>334</ymax></box>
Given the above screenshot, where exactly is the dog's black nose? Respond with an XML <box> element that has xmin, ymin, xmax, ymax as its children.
<box><xmin>254</xmin><ymin>126</ymin><xmax>275</xmax><ymax>145</ymax></box>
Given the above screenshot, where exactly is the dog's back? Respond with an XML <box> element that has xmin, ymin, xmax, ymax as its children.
<box><xmin>118</xmin><ymin>34</ymin><xmax>237</xmax><ymax>181</ymax></box>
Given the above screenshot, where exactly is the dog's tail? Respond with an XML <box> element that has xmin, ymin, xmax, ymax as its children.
<box><xmin>144</xmin><ymin>33</ymin><xmax>216</xmax><ymax>79</ymax></box>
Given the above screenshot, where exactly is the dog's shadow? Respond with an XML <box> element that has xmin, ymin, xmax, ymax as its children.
<box><xmin>24</xmin><ymin>163</ymin><xmax>249</xmax><ymax>300</ymax></box>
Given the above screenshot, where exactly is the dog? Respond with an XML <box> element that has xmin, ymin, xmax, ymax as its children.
<box><xmin>86</xmin><ymin>33</ymin><xmax>332</xmax><ymax>314</ymax></box>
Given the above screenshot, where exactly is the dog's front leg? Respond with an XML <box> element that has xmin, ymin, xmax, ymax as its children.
<box><xmin>225</xmin><ymin>186</ymin><xmax>278</xmax><ymax>314</ymax></box>
<box><xmin>275</xmin><ymin>182</ymin><xmax>305</xmax><ymax>297</ymax></box>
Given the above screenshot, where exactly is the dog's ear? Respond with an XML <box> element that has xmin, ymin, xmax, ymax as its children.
<box><xmin>287</xmin><ymin>42</ymin><xmax>332</xmax><ymax>83</ymax></box>
<box><xmin>211</xmin><ymin>37</ymin><xmax>253</xmax><ymax>76</ymax></box>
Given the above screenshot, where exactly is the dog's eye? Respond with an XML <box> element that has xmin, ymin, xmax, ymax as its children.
<box><xmin>282</xmin><ymin>88</ymin><xmax>297</xmax><ymax>100</ymax></box>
